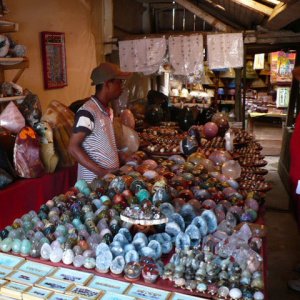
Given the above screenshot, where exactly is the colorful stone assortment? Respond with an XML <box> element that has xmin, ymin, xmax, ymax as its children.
<box><xmin>0</xmin><ymin>143</ymin><xmax>268</xmax><ymax>299</ymax></box>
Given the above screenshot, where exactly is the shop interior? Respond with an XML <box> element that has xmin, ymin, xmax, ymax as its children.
<box><xmin>1</xmin><ymin>1</ymin><xmax>300</xmax><ymax>300</ymax></box>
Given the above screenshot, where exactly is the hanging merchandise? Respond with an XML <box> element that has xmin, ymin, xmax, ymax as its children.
<box><xmin>168</xmin><ymin>34</ymin><xmax>203</xmax><ymax>76</ymax></box>
<box><xmin>270</xmin><ymin>51</ymin><xmax>296</xmax><ymax>84</ymax></box>
<box><xmin>207</xmin><ymin>33</ymin><xmax>243</xmax><ymax>69</ymax></box>
<box><xmin>276</xmin><ymin>86</ymin><xmax>290</xmax><ymax>108</ymax></box>
<box><xmin>254</xmin><ymin>54</ymin><xmax>265</xmax><ymax>70</ymax></box>
<box><xmin>118</xmin><ymin>37</ymin><xmax>167</xmax><ymax>75</ymax></box>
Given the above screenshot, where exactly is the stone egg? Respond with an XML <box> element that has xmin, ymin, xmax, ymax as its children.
<box><xmin>152</xmin><ymin>188</ymin><xmax>171</xmax><ymax>205</ymax></box>
<box><xmin>229</xmin><ymin>288</ymin><xmax>242</xmax><ymax>299</ymax></box>
<box><xmin>62</xmin><ymin>249</ymin><xmax>75</xmax><ymax>265</ymax></box>
<box><xmin>109</xmin><ymin>176</ymin><xmax>127</xmax><ymax>193</ymax></box>
<box><xmin>141</xmin><ymin>159</ymin><xmax>158</xmax><ymax>170</ymax></box>
<box><xmin>130</xmin><ymin>179</ymin><xmax>147</xmax><ymax>194</ymax></box>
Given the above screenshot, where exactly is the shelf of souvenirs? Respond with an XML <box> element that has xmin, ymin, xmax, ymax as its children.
<box><xmin>218</xmin><ymin>99</ymin><xmax>235</xmax><ymax>105</ymax></box>
<box><xmin>0</xmin><ymin>95</ymin><xmax>25</xmax><ymax>103</ymax></box>
<box><xmin>170</xmin><ymin>96</ymin><xmax>211</xmax><ymax>109</ymax></box>
<box><xmin>0</xmin><ymin>20</ymin><xmax>19</xmax><ymax>33</ymax></box>
<box><xmin>0</xmin><ymin>57</ymin><xmax>29</xmax><ymax>69</ymax></box>
<box><xmin>247</xmin><ymin>106</ymin><xmax>287</xmax><ymax>118</ymax></box>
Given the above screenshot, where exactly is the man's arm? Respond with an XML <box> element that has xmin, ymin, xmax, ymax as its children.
<box><xmin>68</xmin><ymin>131</ymin><xmax>117</xmax><ymax>177</ymax></box>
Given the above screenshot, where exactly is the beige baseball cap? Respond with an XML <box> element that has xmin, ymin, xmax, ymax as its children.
<box><xmin>91</xmin><ymin>62</ymin><xmax>132</xmax><ymax>85</ymax></box>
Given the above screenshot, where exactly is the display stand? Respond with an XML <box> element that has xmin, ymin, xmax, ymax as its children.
<box><xmin>0</xmin><ymin>22</ymin><xmax>29</xmax><ymax>112</ymax></box>
<box><xmin>0</xmin><ymin>165</ymin><xmax>77</xmax><ymax>229</ymax></box>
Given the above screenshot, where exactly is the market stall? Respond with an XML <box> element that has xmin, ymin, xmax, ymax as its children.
<box><xmin>0</xmin><ymin>115</ymin><xmax>270</xmax><ymax>300</ymax></box>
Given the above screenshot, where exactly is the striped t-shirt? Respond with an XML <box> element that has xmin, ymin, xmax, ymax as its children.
<box><xmin>73</xmin><ymin>96</ymin><xmax>119</xmax><ymax>183</ymax></box>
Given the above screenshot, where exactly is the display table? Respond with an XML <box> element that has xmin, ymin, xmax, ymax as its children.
<box><xmin>0</xmin><ymin>165</ymin><xmax>77</xmax><ymax>229</ymax></box>
<box><xmin>248</xmin><ymin>111</ymin><xmax>287</xmax><ymax>134</ymax></box>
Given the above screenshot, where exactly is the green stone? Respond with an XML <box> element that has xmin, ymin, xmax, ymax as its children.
<box><xmin>136</xmin><ymin>189</ymin><xmax>150</xmax><ymax>203</ymax></box>
<box><xmin>40</xmin><ymin>237</ymin><xmax>50</xmax><ymax>245</ymax></box>
<box><xmin>57</xmin><ymin>236</ymin><xmax>67</xmax><ymax>244</ymax></box>
<box><xmin>72</xmin><ymin>218</ymin><xmax>81</xmax><ymax>228</ymax></box>
<box><xmin>0</xmin><ymin>237</ymin><xmax>13</xmax><ymax>252</ymax></box>
<box><xmin>20</xmin><ymin>239</ymin><xmax>32</xmax><ymax>256</ymax></box>
<box><xmin>23</xmin><ymin>221</ymin><xmax>33</xmax><ymax>232</ymax></box>
<box><xmin>56</xmin><ymin>225</ymin><xmax>67</xmax><ymax>236</ymax></box>
<box><xmin>12</xmin><ymin>239</ymin><xmax>22</xmax><ymax>253</ymax></box>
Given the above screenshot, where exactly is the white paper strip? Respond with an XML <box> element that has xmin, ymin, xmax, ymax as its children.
<box><xmin>254</xmin><ymin>53</ymin><xmax>265</xmax><ymax>70</ymax></box>
<box><xmin>207</xmin><ymin>33</ymin><xmax>244</xmax><ymax>69</ymax></box>
<box><xmin>168</xmin><ymin>34</ymin><xmax>204</xmax><ymax>75</ymax></box>
<box><xmin>118</xmin><ymin>38</ymin><xmax>167</xmax><ymax>74</ymax></box>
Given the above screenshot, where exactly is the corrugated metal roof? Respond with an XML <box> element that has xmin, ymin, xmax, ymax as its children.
<box><xmin>135</xmin><ymin>0</ymin><xmax>300</xmax><ymax>32</ymax></box>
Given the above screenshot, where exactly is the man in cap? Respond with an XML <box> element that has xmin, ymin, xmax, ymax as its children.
<box><xmin>68</xmin><ymin>62</ymin><xmax>131</xmax><ymax>182</ymax></box>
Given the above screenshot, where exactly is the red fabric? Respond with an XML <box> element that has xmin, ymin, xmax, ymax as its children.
<box><xmin>290</xmin><ymin>114</ymin><xmax>300</xmax><ymax>222</ymax></box>
<box><xmin>0</xmin><ymin>165</ymin><xmax>77</xmax><ymax>229</ymax></box>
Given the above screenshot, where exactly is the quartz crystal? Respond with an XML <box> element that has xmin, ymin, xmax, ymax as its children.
<box><xmin>62</xmin><ymin>249</ymin><xmax>75</xmax><ymax>265</ymax></box>
<box><xmin>73</xmin><ymin>254</ymin><xmax>85</xmax><ymax>267</ymax></box>
<box><xmin>49</xmin><ymin>247</ymin><xmax>63</xmax><ymax>263</ymax></box>
<box><xmin>84</xmin><ymin>257</ymin><xmax>96</xmax><ymax>269</ymax></box>
<box><xmin>125</xmin><ymin>249</ymin><xmax>139</xmax><ymax>263</ymax></box>
<box><xmin>95</xmin><ymin>247</ymin><xmax>113</xmax><ymax>273</ymax></box>
<box><xmin>40</xmin><ymin>243</ymin><xmax>52</xmax><ymax>260</ymax></box>
<box><xmin>110</xmin><ymin>256</ymin><xmax>125</xmax><ymax>274</ymax></box>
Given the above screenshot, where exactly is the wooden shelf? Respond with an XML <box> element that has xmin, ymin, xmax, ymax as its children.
<box><xmin>172</xmin><ymin>102</ymin><xmax>210</xmax><ymax>108</ymax></box>
<box><xmin>220</xmin><ymin>100</ymin><xmax>235</xmax><ymax>105</ymax></box>
<box><xmin>0</xmin><ymin>57</ymin><xmax>29</xmax><ymax>70</ymax></box>
<box><xmin>0</xmin><ymin>95</ymin><xmax>25</xmax><ymax>103</ymax></box>
<box><xmin>0</xmin><ymin>19</ymin><xmax>29</xmax><ymax>108</ymax></box>
<box><xmin>0</xmin><ymin>21</ymin><xmax>18</xmax><ymax>33</ymax></box>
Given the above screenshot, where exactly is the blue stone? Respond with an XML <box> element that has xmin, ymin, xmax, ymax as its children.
<box><xmin>185</xmin><ymin>224</ymin><xmax>201</xmax><ymax>247</ymax></box>
<box><xmin>165</xmin><ymin>222</ymin><xmax>182</xmax><ymax>242</ymax></box>
<box><xmin>175</xmin><ymin>232</ymin><xmax>191</xmax><ymax>250</ymax></box>
<box><xmin>96</xmin><ymin>248</ymin><xmax>113</xmax><ymax>273</ymax></box>
<box><xmin>124</xmin><ymin>243</ymin><xmax>135</xmax><ymax>253</ymax></box>
<box><xmin>133</xmin><ymin>232</ymin><xmax>148</xmax><ymax>244</ymax></box>
<box><xmin>96</xmin><ymin>242</ymin><xmax>110</xmax><ymax>256</ymax></box>
<box><xmin>192</xmin><ymin>216</ymin><xmax>208</xmax><ymax>236</ymax></box>
<box><xmin>147</xmin><ymin>240</ymin><xmax>162</xmax><ymax>260</ymax></box>
<box><xmin>113</xmin><ymin>233</ymin><xmax>129</xmax><ymax>246</ymax></box>
<box><xmin>201</xmin><ymin>210</ymin><xmax>218</xmax><ymax>233</ymax></box>
<box><xmin>110</xmin><ymin>241</ymin><xmax>124</xmax><ymax>257</ymax></box>
<box><xmin>159</xmin><ymin>203</ymin><xmax>175</xmax><ymax>218</ymax></box>
<box><xmin>132</xmin><ymin>237</ymin><xmax>147</xmax><ymax>252</ymax></box>
<box><xmin>180</xmin><ymin>204</ymin><xmax>196</xmax><ymax>226</ymax></box>
<box><xmin>125</xmin><ymin>250</ymin><xmax>139</xmax><ymax>263</ymax></box>
<box><xmin>161</xmin><ymin>241</ymin><xmax>173</xmax><ymax>254</ymax></box>
<box><xmin>140</xmin><ymin>246</ymin><xmax>156</xmax><ymax>259</ymax></box>
<box><xmin>118</xmin><ymin>228</ymin><xmax>132</xmax><ymax>242</ymax></box>
<box><xmin>168</xmin><ymin>213</ymin><xmax>185</xmax><ymax>231</ymax></box>
<box><xmin>110</xmin><ymin>256</ymin><xmax>125</xmax><ymax>274</ymax></box>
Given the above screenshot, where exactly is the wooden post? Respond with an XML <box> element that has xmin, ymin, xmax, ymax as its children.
<box><xmin>234</xmin><ymin>68</ymin><xmax>242</xmax><ymax>122</ymax></box>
